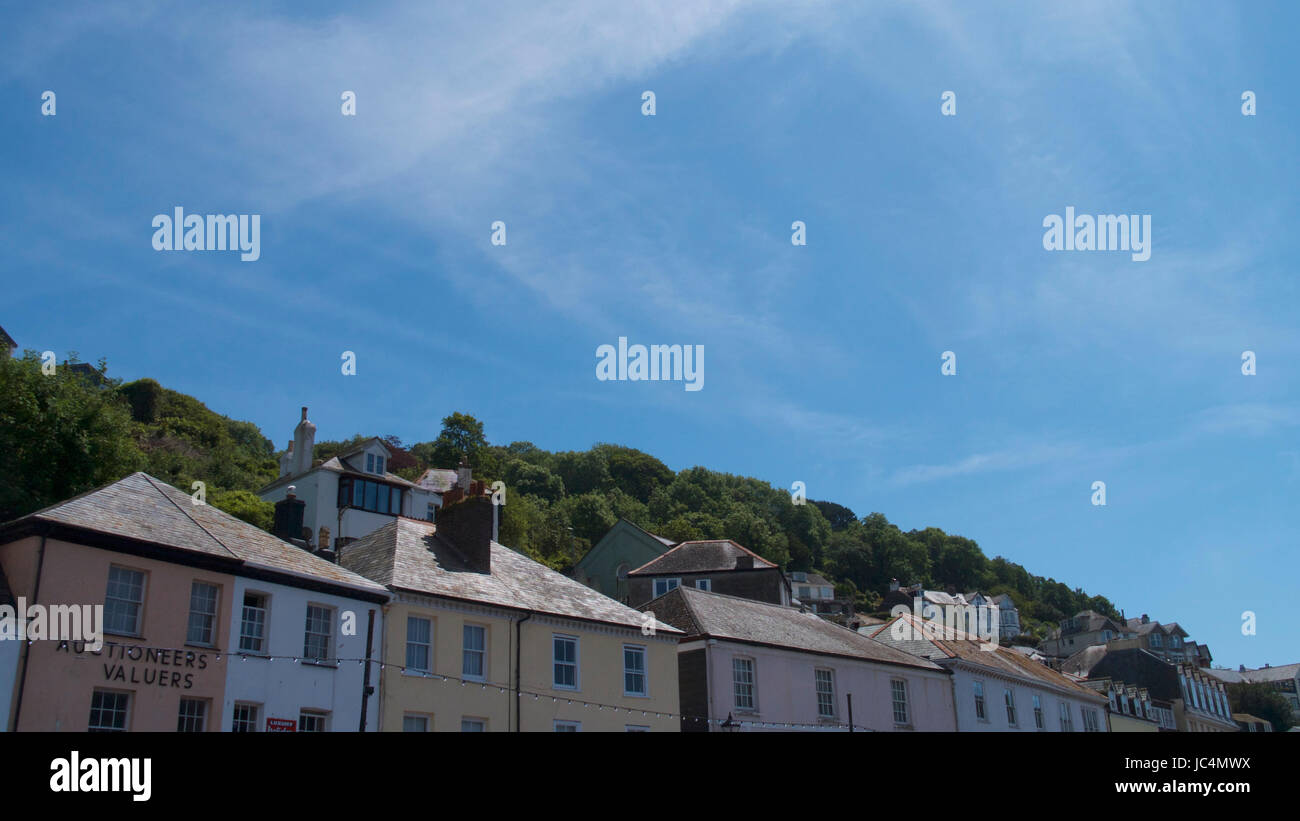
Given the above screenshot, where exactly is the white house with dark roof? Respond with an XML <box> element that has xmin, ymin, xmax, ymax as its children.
<box><xmin>258</xmin><ymin>407</ymin><xmax>446</xmax><ymax>549</ymax></box>
<box><xmin>871</xmin><ymin>613</ymin><xmax>1109</xmax><ymax>732</ymax></box>
<box><xmin>643</xmin><ymin>586</ymin><xmax>957</xmax><ymax>732</ymax></box>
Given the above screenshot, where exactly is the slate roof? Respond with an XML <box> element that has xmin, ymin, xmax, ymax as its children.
<box><xmin>628</xmin><ymin>539</ymin><xmax>776</xmax><ymax>575</ymax></box>
<box><xmin>1241</xmin><ymin>663</ymin><xmax>1300</xmax><ymax>683</ymax></box>
<box><xmin>1</xmin><ymin>472</ymin><xmax>388</xmax><ymax>596</ymax></box>
<box><xmin>259</xmin><ymin>449</ymin><xmax>423</xmax><ymax>493</ymax></box>
<box><xmin>415</xmin><ymin>469</ymin><xmax>460</xmax><ymax>493</ymax></box>
<box><xmin>871</xmin><ymin>614</ymin><xmax>1106</xmax><ymax>701</ymax></box>
<box><xmin>1205</xmin><ymin>667</ymin><xmax>1247</xmax><ymax>685</ymax></box>
<box><xmin>647</xmin><ymin>586</ymin><xmax>944</xmax><ymax>672</ymax></box>
<box><xmin>1060</xmin><ymin>645</ymin><xmax>1112</xmax><ymax>677</ymax></box>
<box><xmin>340</xmin><ymin>517</ymin><xmax>679</xmax><ymax>634</ymax></box>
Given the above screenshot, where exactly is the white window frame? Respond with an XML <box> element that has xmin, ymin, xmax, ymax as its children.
<box><xmin>104</xmin><ymin>566</ymin><xmax>146</xmax><ymax>636</ymax></box>
<box><xmin>1059</xmin><ymin>701</ymin><xmax>1075</xmax><ymax>732</ymax></box>
<box><xmin>232</xmin><ymin>702</ymin><xmax>260</xmax><ymax>732</ymax></box>
<box><xmin>299</xmin><ymin>710</ymin><xmax>330</xmax><ymax>732</ymax></box>
<box><xmin>973</xmin><ymin>680</ymin><xmax>987</xmax><ymax>721</ymax></box>
<box><xmin>891</xmin><ymin>678</ymin><xmax>910</xmax><ymax>726</ymax></box>
<box><xmin>405</xmin><ymin>616</ymin><xmax>433</xmax><ymax>674</ymax></box>
<box><xmin>1004</xmin><ymin>688</ymin><xmax>1017</xmax><ymax>726</ymax></box>
<box><xmin>553</xmin><ymin>719</ymin><xmax>581</xmax><ymax>732</ymax></box>
<box><xmin>625</xmin><ymin>724</ymin><xmax>650</xmax><ymax>732</ymax></box>
<box><xmin>462</xmin><ymin>623</ymin><xmax>487</xmax><ymax>681</ymax></box>
<box><xmin>695</xmin><ymin>579</ymin><xmax>711</xmax><ymax>591</ymax></box>
<box><xmin>88</xmin><ymin>689</ymin><xmax>131</xmax><ymax>732</ymax></box>
<box><xmin>733</xmin><ymin>656</ymin><xmax>756</xmax><ymax>712</ymax></box>
<box><xmin>186</xmin><ymin>581</ymin><xmax>219</xmax><ymax>646</ymax></box>
<box><xmin>653</xmin><ymin>578</ymin><xmax>681</xmax><ymax>598</ymax></box>
<box><xmin>177</xmin><ymin>697</ymin><xmax>208</xmax><ymax>732</ymax></box>
<box><xmin>303</xmin><ymin>604</ymin><xmax>335</xmax><ymax>662</ymax></box>
<box><xmin>239</xmin><ymin>591</ymin><xmax>268</xmax><ymax>654</ymax></box>
<box><xmin>815</xmin><ymin>668</ymin><xmax>836</xmax><ymax>719</ymax></box>
<box><xmin>553</xmin><ymin>633</ymin><xmax>579</xmax><ymax>690</ymax></box>
<box><xmin>623</xmin><ymin>644</ymin><xmax>648</xmax><ymax>697</ymax></box>
<box><xmin>403</xmin><ymin>714</ymin><xmax>431</xmax><ymax>732</ymax></box>
<box><xmin>460</xmin><ymin>717</ymin><xmax>486</xmax><ymax>732</ymax></box>
<box><xmin>1033</xmin><ymin>694</ymin><xmax>1044</xmax><ymax>730</ymax></box>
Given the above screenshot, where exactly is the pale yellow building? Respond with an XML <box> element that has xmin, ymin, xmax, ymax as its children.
<box><xmin>340</xmin><ymin>497</ymin><xmax>681</xmax><ymax>731</ymax></box>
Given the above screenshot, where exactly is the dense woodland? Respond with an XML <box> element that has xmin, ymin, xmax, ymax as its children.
<box><xmin>0</xmin><ymin>351</ymin><xmax>1125</xmax><ymax>641</ymax></box>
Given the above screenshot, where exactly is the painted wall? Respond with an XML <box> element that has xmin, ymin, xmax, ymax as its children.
<box><xmin>2</xmin><ymin>535</ymin><xmax>231</xmax><ymax>731</ymax></box>
<box><xmin>262</xmin><ymin>467</ymin><xmax>440</xmax><ymax>546</ymax></box>
<box><xmin>573</xmin><ymin>522</ymin><xmax>671</xmax><ymax>603</ymax></box>
<box><xmin>221</xmin><ymin>575</ymin><xmax>383</xmax><ymax>732</ymax></box>
<box><xmin>378</xmin><ymin>595</ymin><xmax>679</xmax><ymax>731</ymax></box>
<box><xmin>948</xmin><ymin>664</ymin><xmax>1108</xmax><ymax>732</ymax></box>
<box><xmin>694</xmin><ymin>639</ymin><xmax>956</xmax><ymax>732</ymax></box>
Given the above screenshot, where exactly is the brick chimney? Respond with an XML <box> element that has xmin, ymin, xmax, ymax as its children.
<box><xmin>436</xmin><ymin>495</ymin><xmax>493</xmax><ymax>574</ymax></box>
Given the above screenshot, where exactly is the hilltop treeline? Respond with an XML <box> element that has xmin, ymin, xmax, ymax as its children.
<box><xmin>0</xmin><ymin>352</ymin><xmax>1119</xmax><ymax>639</ymax></box>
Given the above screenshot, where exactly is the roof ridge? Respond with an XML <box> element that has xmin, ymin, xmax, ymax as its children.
<box><xmin>140</xmin><ymin>473</ymin><xmax>239</xmax><ymax>560</ymax></box>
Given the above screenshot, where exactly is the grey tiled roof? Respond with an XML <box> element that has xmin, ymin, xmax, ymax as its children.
<box><xmin>629</xmin><ymin>539</ymin><xmax>776</xmax><ymax>575</ymax></box>
<box><xmin>651</xmin><ymin>586</ymin><xmax>944</xmax><ymax>671</ymax></box>
<box><xmin>340</xmin><ymin>518</ymin><xmax>679</xmax><ymax>634</ymax></box>
<box><xmin>872</xmin><ymin>615</ymin><xmax>1106</xmax><ymax>700</ymax></box>
<box><xmin>1240</xmin><ymin>663</ymin><xmax>1300</xmax><ymax>683</ymax></box>
<box><xmin>415</xmin><ymin>469</ymin><xmax>460</xmax><ymax>493</ymax></box>
<box><xmin>9</xmin><ymin>472</ymin><xmax>387</xmax><ymax>595</ymax></box>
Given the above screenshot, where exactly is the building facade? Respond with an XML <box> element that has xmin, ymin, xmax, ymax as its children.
<box><xmin>572</xmin><ymin>519</ymin><xmax>676</xmax><ymax>603</ymax></box>
<box><xmin>870</xmin><ymin>614</ymin><xmax>1109</xmax><ymax>732</ymax></box>
<box><xmin>0</xmin><ymin>473</ymin><xmax>387</xmax><ymax>732</ymax></box>
<box><xmin>627</xmin><ymin>540</ymin><xmax>791</xmax><ymax>609</ymax></box>
<box><xmin>258</xmin><ymin>407</ymin><xmax>446</xmax><ymax>548</ymax></box>
<box><xmin>647</xmin><ymin>586</ymin><xmax>956</xmax><ymax>732</ymax></box>
<box><xmin>341</xmin><ymin>496</ymin><xmax>682</xmax><ymax>731</ymax></box>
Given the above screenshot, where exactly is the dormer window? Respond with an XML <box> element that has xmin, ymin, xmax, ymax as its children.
<box><xmin>366</xmin><ymin>453</ymin><xmax>386</xmax><ymax>475</ymax></box>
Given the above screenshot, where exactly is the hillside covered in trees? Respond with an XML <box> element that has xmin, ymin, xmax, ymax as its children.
<box><xmin>0</xmin><ymin>351</ymin><xmax>1121</xmax><ymax>641</ymax></box>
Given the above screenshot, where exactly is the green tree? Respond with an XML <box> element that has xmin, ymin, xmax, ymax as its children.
<box><xmin>0</xmin><ymin>352</ymin><xmax>142</xmax><ymax>520</ymax></box>
<box><xmin>422</xmin><ymin>412</ymin><xmax>489</xmax><ymax>471</ymax></box>
<box><xmin>1227</xmin><ymin>683</ymin><xmax>1295</xmax><ymax>732</ymax></box>
<box><xmin>210</xmin><ymin>488</ymin><xmax>274</xmax><ymax>530</ymax></box>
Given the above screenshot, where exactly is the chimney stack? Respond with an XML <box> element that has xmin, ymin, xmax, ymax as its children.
<box><xmin>456</xmin><ymin>459</ymin><xmax>472</xmax><ymax>490</ymax></box>
<box><xmin>293</xmin><ymin>407</ymin><xmax>316</xmax><ymax>476</ymax></box>
<box><xmin>279</xmin><ymin>440</ymin><xmax>295</xmax><ymax>477</ymax></box>
<box><xmin>273</xmin><ymin>486</ymin><xmax>306</xmax><ymax>543</ymax></box>
<box><xmin>436</xmin><ymin>495</ymin><xmax>493</xmax><ymax>574</ymax></box>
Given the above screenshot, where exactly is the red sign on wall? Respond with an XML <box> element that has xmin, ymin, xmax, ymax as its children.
<box><xmin>266</xmin><ymin>718</ymin><xmax>297</xmax><ymax>732</ymax></box>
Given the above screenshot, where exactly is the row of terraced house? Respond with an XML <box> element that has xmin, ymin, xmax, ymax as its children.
<box><xmin>0</xmin><ymin>408</ymin><xmax>1282</xmax><ymax>732</ymax></box>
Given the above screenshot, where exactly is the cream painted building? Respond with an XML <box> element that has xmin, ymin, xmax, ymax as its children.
<box><xmin>341</xmin><ymin>496</ymin><xmax>681</xmax><ymax>731</ymax></box>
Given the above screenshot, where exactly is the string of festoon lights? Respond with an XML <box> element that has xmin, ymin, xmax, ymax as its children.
<box><xmin>42</xmin><ymin>639</ymin><xmax>874</xmax><ymax>730</ymax></box>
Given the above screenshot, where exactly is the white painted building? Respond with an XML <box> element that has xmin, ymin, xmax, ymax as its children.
<box><xmin>222</xmin><ymin>568</ymin><xmax>389</xmax><ymax>732</ymax></box>
<box><xmin>258</xmin><ymin>408</ymin><xmax>452</xmax><ymax>548</ymax></box>
<box><xmin>870</xmin><ymin>614</ymin><xmax>1109</xmax><ymax>732</ymax></box>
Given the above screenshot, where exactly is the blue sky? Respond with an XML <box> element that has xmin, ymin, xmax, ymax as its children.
<box><xmin>3</xmin><ymin>1</ymin><xmax>1296</xmax><ymax>668</ymax></box>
